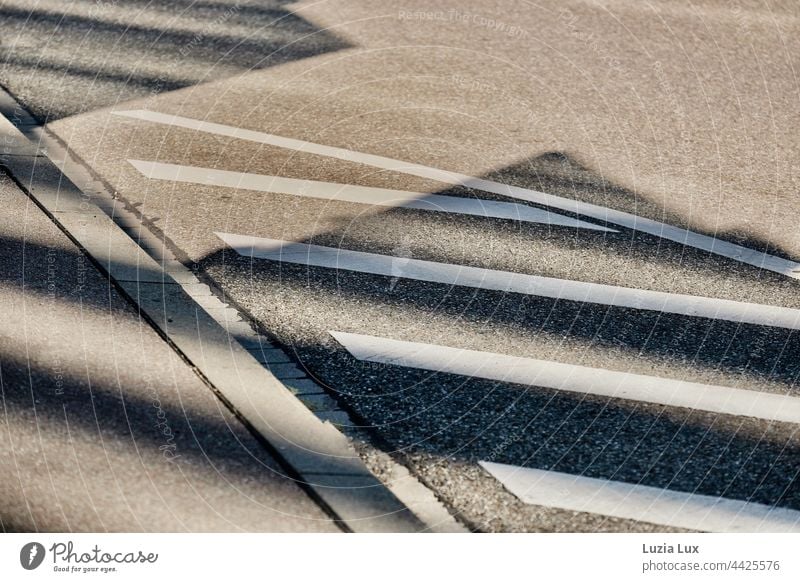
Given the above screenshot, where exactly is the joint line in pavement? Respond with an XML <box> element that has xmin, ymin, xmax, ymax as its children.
<box><xmin>0</xmin><ymin>98</ymin><xmax>462</xmax><ymax>533</ymax></box>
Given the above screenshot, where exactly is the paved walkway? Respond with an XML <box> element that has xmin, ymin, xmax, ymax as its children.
<box><xmin>0</xmin><ymin>171</ymin><xmax>338</xmax><ymax>532</ymax></box>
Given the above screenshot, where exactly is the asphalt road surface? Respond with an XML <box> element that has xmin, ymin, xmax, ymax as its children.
<box><xmin>2</xmin><ymin>0</ymin><xmax>799</xmax><ymax>532</ymax></box>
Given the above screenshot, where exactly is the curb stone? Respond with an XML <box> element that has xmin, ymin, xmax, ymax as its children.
<box><xmin>0</xmin><ymin>89</ymin><xmax>467</xmax><ymax>533</ymax></box>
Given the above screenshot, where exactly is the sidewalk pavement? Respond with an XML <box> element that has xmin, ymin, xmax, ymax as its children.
<box><xmin>0</xmin><ymin>170</ymin><xmax>339</xmax><ymax>532</ymax></box>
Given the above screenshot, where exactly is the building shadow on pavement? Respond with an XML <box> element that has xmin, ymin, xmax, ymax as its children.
<box><xmin>178</xmin><ymin>151</ymin><xmax>800</xmax><ymax>522</ymax></box>
<box><xmin>4</xmin><ymin>139</ymin><xmax>800</xmax><ymax>532</ymax></box>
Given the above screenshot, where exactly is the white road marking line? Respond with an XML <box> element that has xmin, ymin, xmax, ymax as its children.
<box><xmin>129</xmin><ymin>159</ymin><xmax>614</xmax><ymax>232</ymax></box>
<box><xmin>330</xmin><ymin>331</ymin><xmax>800</xmax><ymax>423</ymax></box>
<box><xmin>217</xmin><ymin>233</ymin><xmax>800</xmax><ymax>330</ymax></box>
<box><xmin>114</xmin><ymin>109</ymin><xmax>800</xmax><ymax>279</ymax></box>
<box><xmin>480</xmin><ymin>461</ymin><xmax>800</xmax><ymax>533</ymax></box>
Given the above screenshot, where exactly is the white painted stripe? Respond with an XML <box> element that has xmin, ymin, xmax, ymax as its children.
<box><xmin>217</xmin><ymin>232</ymin><xmax>800</xmax><ymax>330</ymax></box>
<box><xmin>330</xmin><ymin>331</ymin><xmax>800</xmax><ymax>423</ymax></box>
<box><xmin>128</xmin><ymin>159</ymin><xmax>613</xmax><ymax>232</ymax></box>
<box><xmin>480</xmin><ymin>461</ymin><xmax>800</xmax><ymax>532</ymax></box>
<box><xmin>114</xmin><ymin>109</ymin><xmax>800</xmax><ymax>279</ymax></box>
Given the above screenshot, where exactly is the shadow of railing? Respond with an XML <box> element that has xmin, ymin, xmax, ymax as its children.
<box><xmin>0</xmin><ymin>219</ymin><xmax>395</xmax><ymax>532</ymax></box>
<box><xmin>0</xmin><ymin>0</ymin><xmax>351</xmax><ymax>121</ymax></box>
<box><xmin>4</xmin><ymin>123</ymin><xmax>800</xmax><ymax>530</ymax></box>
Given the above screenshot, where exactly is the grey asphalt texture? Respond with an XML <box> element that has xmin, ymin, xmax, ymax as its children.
<box><xmin>2</xmin><ymin>0</ymin><xmax>799</xmax><ymax>531</ymax></box>
<box><xmin>205</xmin><ymin>256</ymin><xmax>800</xmax><ymax>532</ymax></box>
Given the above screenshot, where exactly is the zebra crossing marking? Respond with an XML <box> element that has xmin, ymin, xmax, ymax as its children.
<box><xmin>116</xmin><ymin>109</ymin><xmax>800</xmax><ymax>532</ymax></box>
<box><xmin>114</xmin><ymin>109</ymin><xmax>800</xmax><ymax>279</ymax></box>
<box><xmin>216</xmin><ymin>232</ymin><xmax>800</xmax><ymax>331</ymax></box>
<box><xmin>329</xmin><ymin>331</ymin><xmax>800</xmax><ymax>423</ymax></box>
<box><xmin>128</xmin><ymin>159</ymin><xmax>613</xmax><ymax>232</ymax></box>
<box><xmin>480</xmin><ymin>461</ymin><xmax>800</xmax><ymax>533</ymax></box>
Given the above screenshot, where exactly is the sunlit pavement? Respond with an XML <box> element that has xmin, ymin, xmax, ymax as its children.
<box><xmin>1</xmin><ymin>0</ymin><xmax>799</xmax><ymax>532</ymax></box>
